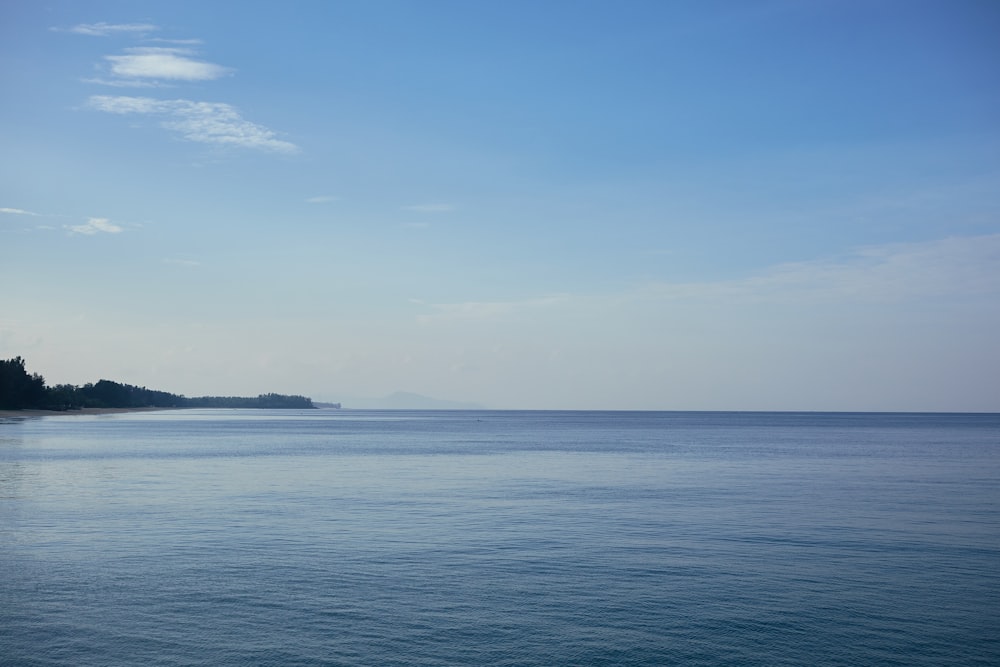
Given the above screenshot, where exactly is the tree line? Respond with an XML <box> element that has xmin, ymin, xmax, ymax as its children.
<box><xmin>0</xmin><ymin>357</ymin><xmax>314</xmax><ymax>411</ymax></box>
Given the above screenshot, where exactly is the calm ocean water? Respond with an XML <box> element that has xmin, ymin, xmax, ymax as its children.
<box><xmin>1</xmin><ymin>409</ymin><xmax>998</xmax><ymax>666</ymax></box>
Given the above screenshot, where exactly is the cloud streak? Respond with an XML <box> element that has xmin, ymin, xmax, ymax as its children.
<box><xmin>643</xmin><ymin>234</ymin><xmax>1000</xmax><ymax>304</ymax></box>
<box><xmin>88</xmin><ymin>95</ymin><xmax>299</xmax><ymax>154</ymax></box>
<box><xmin>417</xmin><ymin>235</ymin><xmax>1000</xmax><ymax>326</ymax></box>
<box><xmin>102</xmin><ymin>47</ymin><xmax>232</xmax><ymax>83</ymax></box>
<box><xmin>67</xmin><ymin>218</ymin><xmax>123</xmax><ymax>235</ymax></box>
<box><xmin>59</xmin><ymin>22</ymin><xmax>158</xmax><ymax>37</ymax></box>
<box><xmin>1</xmin><ymin>207</ymin><xmax>40</xmax><ymax>216</ymax></box>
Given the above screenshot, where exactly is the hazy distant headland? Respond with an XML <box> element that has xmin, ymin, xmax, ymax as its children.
<box><xmin>0</xmin><ymin>357</ymin><xmax>315</xmax><ymax>411</ymax></box>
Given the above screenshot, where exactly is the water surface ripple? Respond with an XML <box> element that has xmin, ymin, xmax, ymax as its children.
<box><xmin>1</xmin><ymin>410</ymin><xmax>998</xmax><ymax>665</ymax></box>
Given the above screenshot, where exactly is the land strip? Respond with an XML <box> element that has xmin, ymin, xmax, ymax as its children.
<box><xmin>0</xmin><ymin>407</ymin><xmax>178</xmax><ymax>419</ymax></box>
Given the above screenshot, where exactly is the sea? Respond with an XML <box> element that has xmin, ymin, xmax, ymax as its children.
<box><xmin>1</xmin><ymin>409</ymin><xmax>998</xmax><ymax>666</ymax></box>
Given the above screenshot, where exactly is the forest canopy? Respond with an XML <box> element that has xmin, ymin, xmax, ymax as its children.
<box><xmin>0</xmin><ymin>357</ymin><xmax>314</xmax><ymax>410</ymax></box>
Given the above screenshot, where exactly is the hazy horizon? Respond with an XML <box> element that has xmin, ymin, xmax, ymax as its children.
<box><xmin>3</xmin><ymin>1</ymin><xmax>999</xmax><ymax>411</ymax></box>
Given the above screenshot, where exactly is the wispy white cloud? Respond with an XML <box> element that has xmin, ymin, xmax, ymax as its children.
<box><xmin>82</xmin><ymin>76</ymin><xmax>165</xmax><ymax>88</ymax></box>
<box><xmin>402</xmin><ymin>203</ymin><xmax>456</xmax><ymax>212</ymax></box>
<box><xmin>1</xmin><ymin>207</ymin><xmax>40</xmax><ymax>216</ymax></box>
<box><xmin>643</xmin><ymin>234</ymin><xmax>1000</xmax><ymax>304</ymax></box>
<box><xmin>58</xmin><ymin>22</ymin><xmax>158</xmax><ymax>37</ymax></box>
<box><xmin>417</xmin><ymin>235</ymin><xmax>1000</xmax><ymax>327</ymax></box>
<box><xmin>67</xmin><ymin>217</ymin><xmax>123</xmax><ymax>235</ymax></box>
<box><xmin>87</xmin><ymin>95</ymin><xmax>160</xmax><ymax>114</ymax></box>
<box><xmin>87</xmin><ymin>95</ymin><xmax>299</xmax><ymax>154</ymax></box>
<box><xmin>102</xmin><ymin>47</ymin><xmax>232</xmax><ymax>83</ymax></box>
<box><xmin>306</xmin><ymin>196</ymin><xmax>339</xmax><ymax>204</ymax></box>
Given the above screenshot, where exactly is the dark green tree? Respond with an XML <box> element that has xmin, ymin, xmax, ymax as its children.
<box><xmin>1</xmin><ymin>356</ymin><xmax>314</xmax><ymax>411</ymax></box>
<box><xmin>0</xmin><ymin>356</ymin><xmax>47</xmax><ymax>409</ymax></box>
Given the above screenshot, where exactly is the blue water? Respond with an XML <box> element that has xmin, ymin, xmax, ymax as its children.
<box><xmin>1</xmin><ymin>410</ymin><xmax>998</xmax><ymax>666</ymax></box>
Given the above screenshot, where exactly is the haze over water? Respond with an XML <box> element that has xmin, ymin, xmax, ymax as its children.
<box><xmin>2</xmin><ymin>409</ymin><xmax>998</xmax><ymax>665</ymax></box>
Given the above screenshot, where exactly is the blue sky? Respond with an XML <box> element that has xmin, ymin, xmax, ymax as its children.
<box><xmin>2</xmin><ymin>0</ymin><xmax>999</xmax><ymax>410</ymax></box>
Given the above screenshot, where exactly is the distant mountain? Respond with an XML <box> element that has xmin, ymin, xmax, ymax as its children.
<box><xmin>344</xmin><ymin>391</ymin><xmax>483</xmax><ymax>410</ymax></box>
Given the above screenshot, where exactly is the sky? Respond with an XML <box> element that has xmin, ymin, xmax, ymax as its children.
<box><xmin>2</xmin><ymin>0</ymin><xmax>999</xmax><ymax>411</ymax></box>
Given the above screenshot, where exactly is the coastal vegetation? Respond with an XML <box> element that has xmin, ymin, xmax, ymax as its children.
<box><xmin>0</xmin><ymin>357</ymin><xmax>313</xmax><ymax>411</ymax></box>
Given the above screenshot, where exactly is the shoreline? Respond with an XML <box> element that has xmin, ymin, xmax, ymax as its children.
<box><xmin>0</xmin><ymin>407</ymin><xmax>179</xmax><ymax>419</ymax></box>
